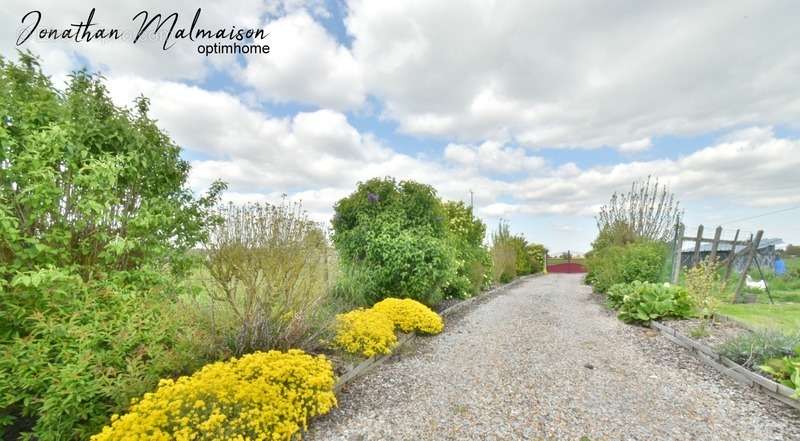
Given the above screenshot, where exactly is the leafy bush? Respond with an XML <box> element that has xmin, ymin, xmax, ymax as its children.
<box><xmin>718</xmin><ymin>330</ymin><xmax>800</xmax><ymax>368</ymax></box>
<box><xmin>616</xmin><ymin>282</ymin><xmax>693</xmax><ymax>323</ymax></box>
<box><xmin>685</xmin><ymin>257</ymin><xmax>721</xmax><ymax>318</ymax></box>
<box><xmin>0</xmin><ymin>269</ymin><xmax>217</xmax><ymax>440</ymax></box>
<box><xmin>332</xmin><ymin>308</ymin><xmax>398</xmax><ymax>357</ymax></box>
<box><xmin>91</xmin><ymin>350</ymin><xmax>337</xmax><ymax>440</ymax></box>
<box><xmin>490</xmin><ymin>220</ymin><xmax>530</xmax><ymax>283</ymax></box>
<box><xmin>0</xmin><ymin>53</ymin><xmax>223</xmax><ymax>281</ymax></box>
<box><xmin>442</xmin><ymin>201</ymin><xmax>492</xmax><ymax>299</ymax></box>
<box><xmin>759</xmin><ymin>354</ymin><xmax>799</xmax><ymax>395</ymax></box>
<box><xmin>585</xmin><ymin>241</ymin><xmax>667</xmax><ymax>293</ymax></box>
<box><xmin>0</xmin><ymin>53</ymin><xmax>222</xmax><ymax>440</ymax></box>
<box><xmin>372</xmin><ymin>298</ymin><xmax>444</xmax><ymax>335</ymax></box>
<box><xmin>332</xmin><ymin>178</ymin><xmax>455</xmax><ymax>305</ymax></box>
<box><xmin>606</xmin><ymin>281</ymin><xmax>642</xmax><ymax>309</ymax></box>
<box><xmin>202</xmin><ymin>201</ymin><xmax>339</xmax><ymax>355</ymax></box>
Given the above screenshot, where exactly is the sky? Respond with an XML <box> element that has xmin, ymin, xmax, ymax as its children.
<box><xmin>3</xmin><ymin>0</ymin><xmax>800</xmax><ymax>253</ymax></box>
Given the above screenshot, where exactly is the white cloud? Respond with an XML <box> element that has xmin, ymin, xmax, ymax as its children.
<box><xmin>444</xmin><ymin>141</ymin><xmax>545</xmax><ymax>174</ymax></box>
<box><xmin>239</xmin><ymin>11</ymin><xmax>365</xmax><ymax>109</ymax></box>
<box><xmin>618</xmin><ymin>137</ymin><xmax>653</xmax><ymax>153</ymax></box>
<box><xmin>345</xmin><ymin>0</ymin><xmax>800</xmax><ymax>148</ymax></box>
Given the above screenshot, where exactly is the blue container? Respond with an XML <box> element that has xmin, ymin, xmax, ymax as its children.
<box><xmin>774</xmin><ymin>257</ymin><xmax>786</xmax><ymax>275</ymax></box>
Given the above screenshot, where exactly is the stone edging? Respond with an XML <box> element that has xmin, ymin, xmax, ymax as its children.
<box><xmin>649</xmin><ymin>320</ymin><xmax>800</xmax><ymax>410</ymax></box>
<box><xmin>333</xmin><ymin>273</ymin><xmax>542</xmax><ymax>393</ymax></box>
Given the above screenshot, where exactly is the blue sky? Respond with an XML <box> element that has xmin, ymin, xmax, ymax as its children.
<box><xmin>3</xmin><ymin>0</ymin><xmax>799</xmax><ymax>253</ymax></box>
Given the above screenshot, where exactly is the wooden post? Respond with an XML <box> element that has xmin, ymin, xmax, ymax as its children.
<box><xmin>722</xmin><ymin>229</ymin><xmax>740</xmax><ymax>286</ymax></box>
<box><xmin>671</xmin><ymin>223</ymin><xmax>685</xmax><ymax>284</ymax></box>
<box><xmin>734</xmin><ymin>230</ymin><xmax>763</xmax><ymax>303</ymax></box>
<box><xmin>692</xmin><ymin>225</ymin><xmax>704</xmax><ymax>267</ymax></box>
<box><xmin>709</xmin><ymin>226</ymin><xmax>722</xmax><ymax>263</ymax></box>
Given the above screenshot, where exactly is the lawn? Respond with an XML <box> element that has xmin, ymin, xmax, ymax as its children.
<box><xmin>714</xmin><ymin>256</ymin><xmax>800</xmax><ymax>333</ymax></box>
<box><xmin>717</xmin><ymin>303</ymin><xmax>800</xmax><ymax>334</ymax></box>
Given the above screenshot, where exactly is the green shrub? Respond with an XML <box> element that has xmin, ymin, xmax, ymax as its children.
<box><xmin>0</xmin><ymin>53</ymin><xmax>223</xmax><ymax>439</ymax></box>
<box><xmin>759</xmin><ymin>355</ymin><xmax>799</xmax><ymax>395</ymax></box>
<box><xmin>718</xmin><ymin>330</ymin><xmax>800</xmax><ymax>369</ymax></box>
<box><xmin>442</xmin><ymin>201</ymin><xmax>491</xmax><ymax>299</ymax></box>
<box><xmin>331</xmin><ymin>178</ymin><xmax>455</xmax><ymax>305</ymax></box>
<box><xmin>0</xmin><ymin>270</ymin><xmax>214</xmax><ymax>440</ymax></box>
<box><xmin>685</xmin><ymin>257</ymin><xmax>722</xmax><ymax>318</ymax></box>
<box><xmin>615</xmin><ymin>281</ymin><xmax>693</xmax><ymax>323</ymax></box>
<box><xmin>606</xmin><ymin>281</ymin><xmax>642</xmax><ymax>309</ymax></box>
<box><xmin>586</xmin><ymin>241</ymin><xmax>667</xmax><ymax>293</ymax></box>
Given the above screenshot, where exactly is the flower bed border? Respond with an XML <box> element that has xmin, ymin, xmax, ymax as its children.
<box><xmin>333</xmin><ymin>274</ymin><xmax>541</xmax><ymax>392</ymax></box>
<box><xmin>648</xmin><ymin>320</ymin><xmax>800</xmax><ymax>410</ymax></box>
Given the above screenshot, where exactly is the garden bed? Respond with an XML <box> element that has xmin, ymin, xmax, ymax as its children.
<box><xmin>649</xmin><ymin>320</ymin><xmax>800</xmax><ymax>410</ymax></box>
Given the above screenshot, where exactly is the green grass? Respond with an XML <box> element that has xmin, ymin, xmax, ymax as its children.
<box><xmin>717</xmin><ymin>303</ymin><xmax>800</xmax><ymax>334</ymax></box>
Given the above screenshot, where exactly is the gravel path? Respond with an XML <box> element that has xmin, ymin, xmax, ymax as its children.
<box><xmin>308</xmin><ymin>274</ymin><xmax>800</xmax><ymax>440</ymax></box>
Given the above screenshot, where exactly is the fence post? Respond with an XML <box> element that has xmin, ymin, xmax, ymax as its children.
<box><xmin>692</xmin><ymin>225</ymin><xmax>704</xmax><ymax>267</ymax></box>
<box><xmin>671</xmin><ymin>223</ymin><xmax>685</xmax><ymax>284</ymax></box>
<box><xmin>722</xmin><ymin>229</ymin><xmax>740</xmax><ymax>287</ymax></box>
<box><xmin>734</xmin><ymin>230</ymin><xmax>763</xmax><ymax>303</ymax></box>
<box><xmin>709</xmin><ymin>226</ymin><xmax>722</xmax><ymax>262</ymax></box>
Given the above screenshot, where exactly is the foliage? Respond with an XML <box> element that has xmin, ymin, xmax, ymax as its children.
<box><xmin>372</xmin><ymin>298</ymin><xmax>444</xmax><ymax>335</ymax></box>
<box><xmin>590</xmin><ymin>221</ymin><xmax>638</xmax><ymax>252</ymax></box>
<box><xmin>526</xmin><ymin>244</ymin><xmax>547</xmax><ymax>274</ymax></box>
<box><xmin>202</xmin><ymin>201</ymin><xmax>337</xmax><ymax>355</ymax></box>
<box><xmin>615</xmin><ymin>281</ymin><xmax>693</xmax><ymax>323</ymax></box>
<box><xmin>606</xmin><ymin>281</ymin><xmax>642</xmax><ymax>309</ymax></box>
<box><xmin>0</xmin><ymin>52</ymin><xmax>223</xmax><ymax>440</ymax></box>
<box><xmin>0</xmin><ymin>269</ymin><xmax>218</xmax><ymax>440</ymax></box>
<box><xmin>0</xmin><ymin>52</ymin><xmax>224</xmax><ymax>282</ymax></box>
<box><xmin>759</xmin><ymin>354</ymin><xmax>800</xmax><ymax>395</ymax></box>
<box><xmin>91</xmin><ymin>350</ymin><xmax>337</xmax><ymax>440</ymax></box>
<box><xmin>585</xmin><ymin>241</ymin><xmax>668</xmax><ymax>293</ymax></box>
<box><xmin>332</xmin><ymin>308</ymin><xmax>398</xmax><ymax>357</ymax></box>
<box><xmin>596</xmin><ymin>176</ymin><xmax>681</xmax><ymax>243</ymax></box>
<box><xmin>442</xmin><ymin>201</ymin><xmax>492</xmax><ymax>299</ymax></box>
<box><xmin>685</xmin><ymin>257</ymin><xmax>722</xmax><ymax>318</ymax></box>
<box><xmin>489</xmin><ymin>220</ymin><xmax>543</xmax><ymax>283</ymax></box>
<box><xmin>718</xmin><ymin>330</ymin><xmax>800</xmax><ymax>369</ymax></box>
<box><xmin>331</xmin><ymin>178</ymin><xmax>455</xmax><ymax>305</ymax></box>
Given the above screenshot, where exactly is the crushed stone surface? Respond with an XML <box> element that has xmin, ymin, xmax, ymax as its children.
<box><xmin>307</xmin><ymin>274</ymin><xmax>800</xmax><ymax>441</ymax></box>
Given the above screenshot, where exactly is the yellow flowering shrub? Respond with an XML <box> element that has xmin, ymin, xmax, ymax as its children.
<box><xmin>91</xmin><ymin>350</ymin><xmax>336</xmax><ymax>441</ymax></box>
<box><xmin>372</xmin><ymin>298</ymin><xmax>444</xmax><ymax>335</ymax></box>
<box><xmin>333</xmin><ymin>308</ymin><xmax>398</xmax><ymax>357</ymax></box>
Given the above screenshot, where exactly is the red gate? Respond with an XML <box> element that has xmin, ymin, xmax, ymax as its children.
<box><xmin>546</xmin><ymin>262</ymin><xmax>587</xmax><ymax>273</ymax></box>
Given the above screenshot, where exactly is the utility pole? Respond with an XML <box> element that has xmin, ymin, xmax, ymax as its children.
<box><xmin>469</xmin><ymin>190</ymin><xmax>474</xmax><ymax>209</ymax></box>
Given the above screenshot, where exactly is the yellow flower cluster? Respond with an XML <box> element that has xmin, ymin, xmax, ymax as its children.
<box><xmin>91</xmin><ymin>350</ymin><xmax>336</xmax><ymax>441</ymax></box>
<box><xmin>372</xmin><ymin>298</ymin><xmax>444</xmax><ymax>335</ymax></box>
<box><xmin>333</xmin><ymin>308</ymin><xmax>398</xmax><ymax>357</ymax></box>
<box><xmin>333</xmin><ymin>298</ymin><xmax>444</xmax><ymax>357</ymax></box>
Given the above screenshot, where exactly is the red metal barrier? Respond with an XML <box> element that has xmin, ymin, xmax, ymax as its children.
<box><xmin>547</xmin><ymin>262</ymin><xmax>587</xmax><ymax>273</ymax></box>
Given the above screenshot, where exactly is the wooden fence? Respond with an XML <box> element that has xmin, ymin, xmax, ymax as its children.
<box><xmin>670</xmin><ymin>224</ymin><xmax>764</xmax><ymax>303</ymax></box>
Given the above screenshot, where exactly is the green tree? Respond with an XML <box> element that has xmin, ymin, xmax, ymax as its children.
<box><xmin>331</xmin><ymin>177</ymin><xmax>454</xmax><ymax>305</ymax></box>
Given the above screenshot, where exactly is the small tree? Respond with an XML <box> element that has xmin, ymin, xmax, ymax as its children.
<box><xmin>596</xmin><ymin>176</ymin><xmax>681</xmax><ymax>244</ymax></box>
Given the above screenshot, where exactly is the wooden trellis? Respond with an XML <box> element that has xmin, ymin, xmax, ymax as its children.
<box><xmin>670</xmin><ymin>224</ymin><xmax>767</xmax><ymax>303</ymax></box>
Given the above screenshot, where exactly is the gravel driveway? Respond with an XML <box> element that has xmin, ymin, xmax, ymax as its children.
<box><xmin>308</xmin><ymin>274</ymin><xmax>800</xmax><ymax>440</ymax></box>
